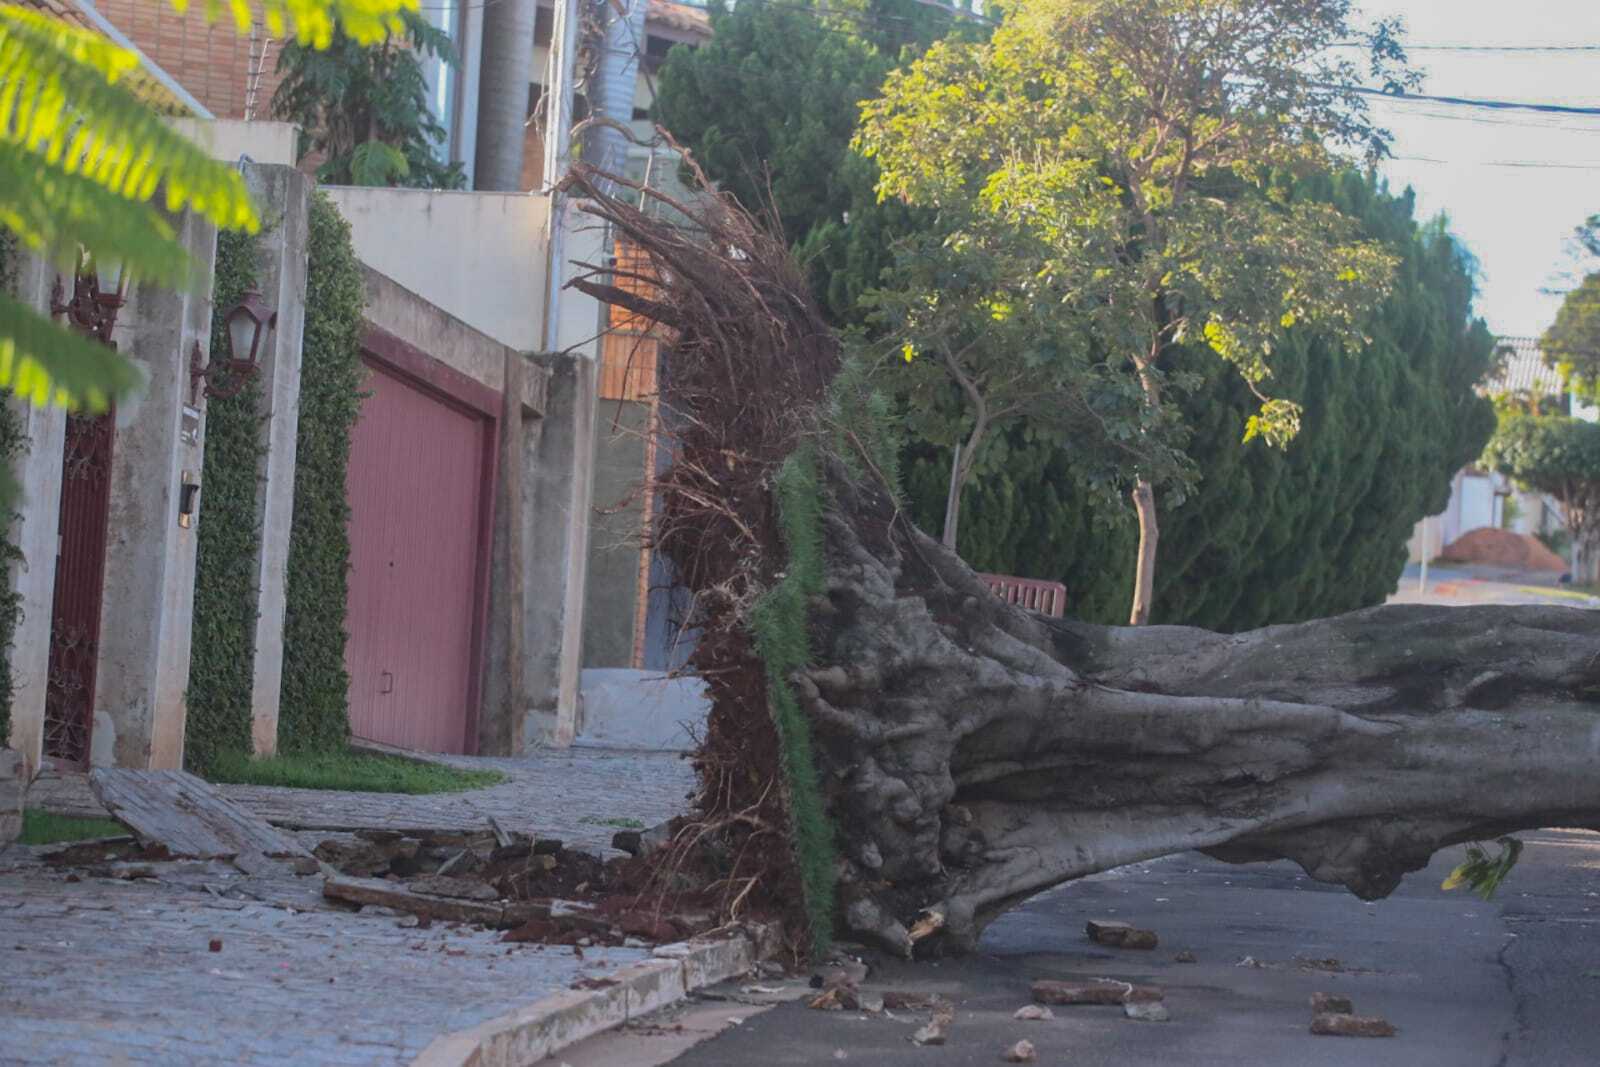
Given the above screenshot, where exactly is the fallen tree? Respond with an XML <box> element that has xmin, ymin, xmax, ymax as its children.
<box><xmin>563</xmin><ymin>162</ymin><xmax>1600</xmax><ymax>959</ymax></box>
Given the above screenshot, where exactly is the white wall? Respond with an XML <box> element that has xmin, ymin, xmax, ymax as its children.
<box><xmin>321</xmin><ymin>187</ymin><xmax>552</xmax><ymax>351</ymax></box>
<box><xmin>168</xmin><ymin>119</ymin><xmax>299</xmax><ymax>167</ymax></box>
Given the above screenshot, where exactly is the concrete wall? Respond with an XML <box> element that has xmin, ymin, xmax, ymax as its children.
<box><xmin>2</xmin><ymin>256</ymin><xmax>67</xmax><ymax>767</ymax></box>
<box><xmin>322</xmin><ymin>187</ymin><xmax>550</xmax><ymax>351</ymax></box>
<box><xmin>169</xmin><ymin>119</ymin><xmax>298</xmax><ymax>167</ymax></box>
<box><xmin>584</xmin><ymin>398</ymin><xmax>651</xmax><ymax>668</ymax></box>
<box><xmin>96</xmin><ymin>211</ymin><xmax>219</xmax><ymax>768</ymax></box>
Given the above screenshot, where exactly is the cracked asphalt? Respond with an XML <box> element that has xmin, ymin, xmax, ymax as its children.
<box><xmin>662</xmin><ymin>829</ymin><xmax>1600</xmax><ymax>1066</ymax></box>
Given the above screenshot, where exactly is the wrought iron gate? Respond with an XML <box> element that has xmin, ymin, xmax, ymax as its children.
<box><xmin>43</xmin><ymin>410</ymin><xmax>115</xmax><ymax>766</ymax></box>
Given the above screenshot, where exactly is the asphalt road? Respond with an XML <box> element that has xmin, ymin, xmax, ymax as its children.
<box><xmin>661</xmin><ymin>831</ymin><xmax>1600</xmax><ymax>1066</ymax></box>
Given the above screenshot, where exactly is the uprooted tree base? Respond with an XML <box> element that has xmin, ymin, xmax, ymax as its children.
<box><xmin>563</xmin><ymin>160</ymin><xmax>1600</xmax><ymax>961</ymax></box>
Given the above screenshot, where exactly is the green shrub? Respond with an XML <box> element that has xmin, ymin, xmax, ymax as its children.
<box><xmin>184</xmin><ymin>229</ymin><xmax>266</xmax><ymax>774</ymax></box>
<box><xmin>279</xmin><ymin>192</ymin><xmax>366</xmax><ymax>754</ymax></box>
<box><xmin>0</xmin><ymin>233</ymin><xmax>26</xmax><ymax>745</ymax></box>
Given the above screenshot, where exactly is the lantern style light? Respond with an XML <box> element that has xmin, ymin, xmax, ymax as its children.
<box><xmin>190</xmin><ymin>289</ymin><xmax>275</xmax><ymax>404</ymax></box>
<box><xmin>50</xmin><ymin>253</ymin><xmax>128</xmax><ymax>346</ymax></box>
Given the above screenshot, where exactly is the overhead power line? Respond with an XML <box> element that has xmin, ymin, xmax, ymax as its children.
<box><xmin>1332</xmin><ymin>41</ymin><xmax>1600</xmax><ymax>53</ymax></box>
<box><xmin>1344</xmin><ymin>86</ymin><xmax>1600</xmax><ymax>118</ymax></box>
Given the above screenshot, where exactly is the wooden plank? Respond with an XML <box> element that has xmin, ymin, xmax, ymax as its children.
<box><xmin>87</xmin><ymin>769</ymin><xmax>315</xmax><ymax>876</ymax></box>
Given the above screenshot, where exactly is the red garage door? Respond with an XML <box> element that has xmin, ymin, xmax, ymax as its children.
<box><xmin>345</xmin><ymin>343</ymin><xmax>496</xmax><ymax>754</ymax></box>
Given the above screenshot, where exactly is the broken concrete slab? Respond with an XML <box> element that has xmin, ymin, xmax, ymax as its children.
<box><xmin>1003</xmin><ymin>1038</ymin><xmax>1037</xmax><ymax>1062</ymax></box>
<box><xmin>1086</xmin><ymin>918</ymin><xmax>1158</xmax><ymax>949</ymax></box>
<box><xmin>1311</xmin><ymin>1012</ymin><xmax>1397</xmax><ymax>1037</ymax></box>
<box><xmin>1123</xmin><ymin>1000</ymin><xmax>1170</xmax><ymax>1022</ymax></box>
<box><xmin>87</xmin><ymin>769</ymin><xmax>312</xmax><ymax>876</ymax></box>
<box><xmin>1031</xmin><ymin>979</ymin><xmax>1162</xmax><ymax>1006</ymax></box>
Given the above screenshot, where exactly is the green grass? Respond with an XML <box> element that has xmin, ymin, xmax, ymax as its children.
<box><xmin>581</xmin><ymin>816</ymin><xmax>646</xmax><ymax>829</ymax></box>
<box><xmin>18</xmin><ymin>811</ymin><xmax>127</xmax><ymax>845</ymax></box>
<box><xmin>206</xmin><ymin>750</ymin><xmax>505</xmax><ymax>795</ymax></box>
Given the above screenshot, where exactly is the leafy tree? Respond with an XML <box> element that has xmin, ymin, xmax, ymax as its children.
<box><xmin>1541</xmin><ymin>270</ymin><xmax>1600</xmax><ymax>404</ymax></box>
<box><xmin>858</xmin><ymin>0</ymin><xmax>1410</xmax><ymax>624</ymax></box>
<box><xmin>0</xmin><ymin>0</ymin><xmax>410</xmax><ymax>503</ymax></box>
<box><xmin>904</xmin><ymin>175</ymin><xmax>1498</xmax><ymax>630</ymax></box>
<box><xmin>1485</xmin><ymin>413</ymin><xmax>1600</xmax><ymax>586</ymax></box>
<box><xmin>653</xmin><ymin>0</ymin><xmax>966</xmax><ymax>323</ymax></box>
<box><xmin>272</xmin><ymin>9</ymin><xmax>465</xmax><ymax>189</ymax></box>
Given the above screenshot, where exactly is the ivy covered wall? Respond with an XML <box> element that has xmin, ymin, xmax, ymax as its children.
<box><xmin>277</xmin><ymin>191</ymin><xmax>365</xmax><ymax>755</ymax></box>
<box><xmin>184</xmin><ymin>229</ymin><xmax>266</xmax><ymax>774</ymax></box>
<box><xmin>0</xmin><ymin>234</ymin><xmax>26</xmax><ymax>745</ymax></box>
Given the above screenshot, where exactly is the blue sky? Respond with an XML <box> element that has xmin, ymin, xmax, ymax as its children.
<box><xmin>1362</xmin><ymin>1</ymin><xmax>1600</xmax><ymax>339</ymax></box>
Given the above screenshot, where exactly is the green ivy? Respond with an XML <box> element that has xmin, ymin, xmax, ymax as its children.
<box><xmin>750</xmin><ymin>447</ymin><xmax>837</xmax><ymax>957</ymax></box>
<box><xmin>0</xmin><ymin>232</ymin><xmax>25</xmax><ymax>745</ymax></box>
<box><xmin>184</xmin><ymin>228</ymin><xmax>266</xmax><ymax>774</ymax></box>
<box><xmin>278</xmin><ymin>191</ymin><xmax>366</xmax><ymax>754</ymax></box>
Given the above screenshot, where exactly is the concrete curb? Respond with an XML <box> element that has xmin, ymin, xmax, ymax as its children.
<box><xmin>411</xmin><ymin>924</ymin><xmax>778</xmax><ymax>1067</ymax></box>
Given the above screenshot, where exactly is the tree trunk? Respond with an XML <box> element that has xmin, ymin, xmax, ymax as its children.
<box><xmin>1128</xmin><ymin>477</ymin><xmax>1157</xmax><ymax>624</ymax></box>
<box><xmin>559</xmin><ymin>163</ymin><xmax>1600</xmax><ymax>962</ymax></box>
<box><xmin>801</xmin><ymin>459</ymin><xmax>1600</xmax><ymax>957</ymax></box>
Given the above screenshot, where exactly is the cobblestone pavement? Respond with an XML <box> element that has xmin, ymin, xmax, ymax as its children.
<box><xmin>0</xmin><ymin>858</ymin><xmax>652</xmax><ymax>1065</ymax></box>
<box><xmin>30</xmin><ymin>746</ymin><xmax>697</xmax><ymax>854</ymax></box>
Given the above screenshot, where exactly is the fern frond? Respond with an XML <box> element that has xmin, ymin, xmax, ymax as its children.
<box><xmin>0</xmin><ymin>5</ymin><xmax>257</xmax><ymax>233</ymax></box>
<box><xmin>0</xmin><ymin>139</ymin><xmax>190</xmax><ymax>288</ymax></box>
<box><xmin>181</xmin><ymin>0</ymin><xmax>416</xmax><ymax>47</ymax></box>
<box><xmin>0</xmin><ymin>290</ymin><xmax>141</xmax><ymax>410</ymax></box>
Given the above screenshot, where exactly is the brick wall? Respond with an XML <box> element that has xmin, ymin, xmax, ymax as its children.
<box><xmin>97</xmin><ymin>1</ymin><xmax>285</xmax><ymax>120</ymax></box>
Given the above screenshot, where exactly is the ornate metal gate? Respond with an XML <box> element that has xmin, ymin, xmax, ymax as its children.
<box><xmin>43</xmin><ymin>411</ymin><xmax>115</xmax><ymax>766</ymax></box>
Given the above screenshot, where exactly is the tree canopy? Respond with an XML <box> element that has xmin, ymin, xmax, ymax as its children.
<box><xmin>273</xmin><ymin>8</ymin><xmax>465</xmax><ymax>189</ymax></box>
<box><xmin>856</xmin><ymin>0</ymin><xmax>1409</xmax><ymax>622</ymax></box>
<box><xmin>1485</xmin><ymin>413</ymin><xmax>1600</xmax><ymax>585</ymax></box>
<box><xmin>1541</xmin><ymin>270</ymin><xmax>1600</xmax><ymax>404</ymax></box>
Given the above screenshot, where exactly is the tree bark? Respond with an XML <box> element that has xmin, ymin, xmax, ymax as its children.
<box><xmin>799</xmin><ymin>459</ymin><xmax>1600</xmax><ymax>957</ymax></box>
<box><xmin>1128</xmin><ymin>477</ymin><xmax>1157</xmax><ymax>624</ymax></box>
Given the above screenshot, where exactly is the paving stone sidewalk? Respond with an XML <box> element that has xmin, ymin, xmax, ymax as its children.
<box><xmin>29</xmin><ymin>746</ymin><xmax>696</xmax><ymax>854</ymax></box>
<box><xmin>0</xmin><ymin>861</ymin><xmax>652</xmax><ymax>1065</ymax></box>
<box><xmin>3</xmin><ymin>747</ymin><xmax>700</xmax><ymax>1065</ymax></box>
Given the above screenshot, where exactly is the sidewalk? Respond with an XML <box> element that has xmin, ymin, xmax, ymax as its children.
<box><xmin>4</xmin><ymin>745</ymin><xmax>708</xmax><ymax>1065</ymax></box>
<box><xmin>29</xmin><ymin>747</ymin><xmax>696</xmax><ymax>854</ymax></box>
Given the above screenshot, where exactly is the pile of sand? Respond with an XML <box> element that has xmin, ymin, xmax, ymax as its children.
<box><xmin>1437</xmin><ymin>527</ymin><xmax>1567</xmax><ymax>572</ymax></box>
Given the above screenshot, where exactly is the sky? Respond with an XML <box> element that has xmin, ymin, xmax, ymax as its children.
<box><xmin>1358</xmin><ymin>1</ymin><xmax>1600</xmax><ymax>340</ymax></box>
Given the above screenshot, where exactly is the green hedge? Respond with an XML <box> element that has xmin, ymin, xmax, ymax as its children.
<box><xmin>0</xmin><ymin>234</ymin><xmax>25</xmax><ymax>744</ymax></box>
<box><xmin>184</xmin><ymin>229</ymin><xmax>266</xmax><ymax>774</ymax></box>
<box><xmin>278</xmin><ymin>191</ymin><xmax>366</xmax><ymax>754</ymax></box>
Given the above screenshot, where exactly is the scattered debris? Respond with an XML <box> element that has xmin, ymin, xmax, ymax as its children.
<box><xmin>208</xmin><ymin>938</ymin><xmax>222</xmax><ymax>953</ymax></box>
<box><xmin>883</xmin><ymin>991</ymin><xmax>943</xmax><ymax>1012</ymax></box>
<box><xmin>908</xmin><ymin>909</ymin><xmax>946</xmax><ymax>943</ymax></box>
<box><xmin>86</xmin><ymin>769</ymin><xmax>315</xmax><ymax>877</ymax></box>
<box><xmin>1031</xmin><ymin>979</ymin><xmax>1162</xmax><ymax>1006</ymax></box>
<box><xmin>1123</xmin><ymin>1000</ymin><xmax>1169</xmax><ymax>1022</ymax></box>
<box><xmin>1012</xmin><ymin>1005</ymin><xmax>1053</xmax><ymax>1021</ymax></box>
<box><xmin>807</xmin><ymin>986</ymin><xmax>860</xmax><ymax>1011</ymax></box>
<box><xmin>858</xmin><ymin>992</ymin><xmax>885</xmax><ymax>1014</ymax></box>
<box><xmin>1173</xmin><ymin>950</ymin><xmax>1197</xmax><ymax>963</ymax></box>
<box><xmin>487</xmin><ymin>815</ymin><xmax>514</xmax><ymax>849</ymax></box>
<box><xmin>1311</xmin><ymin>1012</ymin><xmax>1396</xmax><ymax>1038</ymax></box>
<box><xmin>1236</xmin><ymin>956</ymin><xmax>1264</xmax><ymax>968</ymax></box>
<box><xmin>1295</xmin><ymin>956</ymin><xmax>1345</xmax><ymax>973</ymax></box>
<box><xmin>611</xmin><ymin>820</ymin><xmax>674</xmax><ymax>859</ymax></box>
<box><xmin>1310</xmin><ymin>992</ymin><xmax>1354</xmax><ymax>1015</ymax></box>
<box><xmin>741</xmin><ymin>984</ymin><xmax>786</xmax><ymax>996</ymax></box>
<box><xmin>1086</xmin><ymin>919</ymin><xmax>1158</xmax><ymax>949</ymax></box>
<box><xmin>408</xmin><ymin>875</ymin><xmax>499</xmax><ymax>902</ymax></box>
<box><xmin>910</xmin><ymin>999</ymin><xmax>954</xmax><ymax>1046</ymax></box>
<box><xmin>1003</xmin><ymin>1038</ymin><xmax>1037</xmax><ymax>1062</ymax></box>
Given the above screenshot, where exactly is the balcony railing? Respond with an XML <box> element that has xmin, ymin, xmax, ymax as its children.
<box><xmin>978</xmin><ymin>573</ymin><xmax>1068</xmax><ymax>618</ymax></box>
